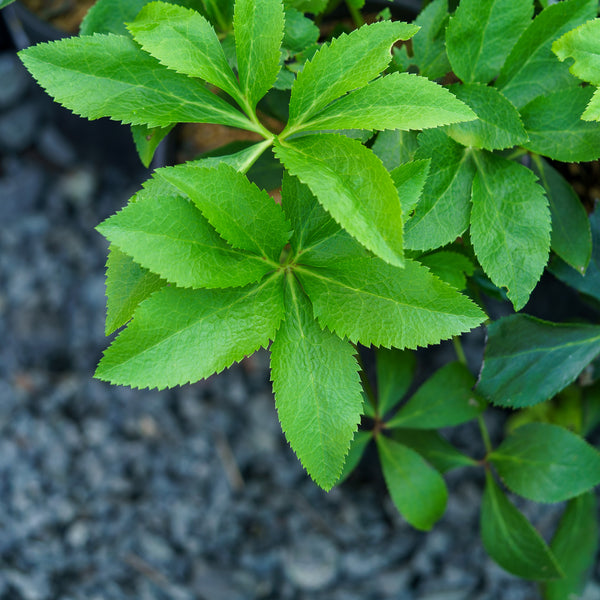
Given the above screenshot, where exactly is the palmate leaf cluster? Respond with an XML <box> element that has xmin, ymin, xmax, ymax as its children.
<box><xmin>9</xmin><ymin>0</ymin><xmax>600</xmax><ymax>592</ymax></box>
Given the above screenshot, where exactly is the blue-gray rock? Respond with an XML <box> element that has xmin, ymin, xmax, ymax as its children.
<box><xmin>0</xmin><ymin>53</ymin><xmax>29</xmax><ymax>108</ymax></box>
<box><xmin>283</xmin><ymin>534</ymin><xmax>340</xmax><ymax>591</ymax></box>
<box><xmin>0</xmin><ymin>101</ymin><xmax>38</xmax><ymax>152</ymax></box>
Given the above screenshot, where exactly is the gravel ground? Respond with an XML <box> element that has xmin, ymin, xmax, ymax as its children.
<box><xmin>0</xmin><ymin>36</ymin><xmax>599</xmax><ymax>600</ymax></box>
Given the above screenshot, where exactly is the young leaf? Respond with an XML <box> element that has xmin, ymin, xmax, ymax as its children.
<box><xmin>544</xmin><ymin>493</ymin><xmax>599</xmax><ymax>600</ymax></box>
<box><xmin>520</xmin><ymin>87</ymin><xmax>600</xmax><ymax>163</ymax></box>
<box><xmin>480</xmin><ymin>472</ymin><xmax>563</xmax><ymax>580</ymax></box>
<box><xmin>131</xmin><ymin>124</ymin><xmax>174</xmax><ymax>168</ymax></box>
<box><xmin>387</xmin><ymin>362</ymin><xmax>484</xmax><ymax>429</ymax></box>
<box><xmin>530</xmin><ymin>156</ymin><xmax>591</xmax><ymax>273</ymax></box>
<box><xmin>158</xmin><ymin>163</ymin><xmax>291</xmax><ymax>261</ymax></box>
<box><xmin>18</xmin><ymin>34</ymin><xmax>254</xmax><ymax>130</ymax></box>
<box><xmin>489</xmin><ymin>423</ymin><xmax>600</xmax><ymax>503</ymax></box>
<box><xmin>287</xmin><ymin>20</ymin><xmax>419</xmax><ymax>129</ymax></box>
<box><xmin>372</xmin><ymin>129</ymin><xmax>419</xmax><ymax>171</ymax></box>
<box><xmin>270</xmin><ymin>274</ymin><xmax>363</xmax><ymax>491</ymax></box>
<box><xmin>444</xmin><ymin>83</ymin><xmax>528</xmax><ymax>151</ymax></box>
<box><xmin>298</xmin><ymin>72</ymin><xmax>476</xmax><ymax>133</ymax></box>
<box><xmin>553</xmin><ymin>18</ymin><xmax>600</xmax><ymax>86</ymax></box>
<box><xmin>418</xmin><ymin>250</ymin><xmax>474</xmax><ymax>290</ymax></box>
<box><xmin>583</xmin><ymin>88</ymin><xmax>600</xmax><ymax>122</ymax></box>
<box><xmin>296</xmin><ymin>256</ymin><xmax>486</xmax><ymax>349</ymax></box>
<box><xmin>477</xmin><ymin>314</ymin><xmax>600</xmax><ymax>408</ymax></box>
<box><xmin>127</xmin><ymin>1</ymin><xmax>241</xmax><ymax>101</ymax></box>
<box><xmin>446</xmin><ymin>0</ymin><xmax>533</xmax><ymax>84</ymax></box>
<box><xmin>404</xmin><ymin>129</ymin><xmax>475</xmax><ymax>251</ymax></box>
<box><xmin>496</xmin><ymin>0</ymin><xmax>598</xmax><ymax>109</ymax></box>
<box><xmin>376</xmin><ymin>348</ymin><xmax>417</xmax><ymax>417</ymax></box>
<box><xmin>274</xmin><ymin>134</ymin><xmax>405</xmax><ymax>267</ymax></box>
<box><xmin>390</xmin><ymin>159</ymin><xmax>430</xmax><ymax>217</ymax></box>
<box><xmin>96</xmin><ymin>193</ymin><xmax>274</xmax><ymax>289</ymax></box>
<box><xmin>470</xmin><ymin>151</ymin><xmax>550</xmax><ymax>311</ymax></box>
<box><xmin>104</xmin><ymin>245</ymin><xmax>166</xmax><ymax>335</ymax></box>
<box><xmin>391</xmin><ymin>429</ymin><xmax>477</xmax><ymax>473</ymax></box>
<box><xmin>376</xmin><ymin>436</ymin><xmax>448</xmax><ymax>531</ymax></box>
<box><xmin>96</xmin><ymin>274</ymin><xmax>285</xmax><ymax>389</ymax></box>
<box><xmin>234</xmin><ymin>0</ymin><xmax>285</xmax><ymax>108</ymax></box>
<box><xmin>410</xmin><ymin>0</ymin><xmax>451</xmax><ymax>80</ymax></box>
<box><xmin>337</xmin><ymin>431</ymin><xmax>372</xmax><ymax>485</ymax></box>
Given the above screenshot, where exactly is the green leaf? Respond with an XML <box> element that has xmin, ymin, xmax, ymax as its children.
<box><xmin>128</xmin><ymin>1</ymin><xmax>241</xmax><ymax>101</ymax></box>
<box><xmin>234</xmin><ymin>0</ymin><xmax>285</xmax><ymax>108</ymax></box>
<box><xmin>372</xmin><ymin>129</ymin><xmax>419</xmax><ymax>171</ymax></box>
<box><xmin>0</xmin><ymin>0</ymin><xmax>16</xmax><ymax>8</ymax></box>
<box><xmin>496</xmin><ymin>0</ymin><xmax>598</xmax><ymax>109</ymax></box>
<box><xmin>296</xmin><ymin>256</ymin><xmax>486</xmax><ymax>349</ymax></box>
<box><xmin>376</xmin><ymin>436</ymin><xmax>448</xmax><ymax>531</ymax></box>
<box><xmin>80</xmin><ymin>0</ymin><xmax>150</xmax><ymax>35</ymax></box>
<box><xmin>280</xmin><ymin>173</ymin><xmax>340</xmax><ymax>256</ymax></box>
<box><xmin>418</xmin><ymin>250</ymin><xmax>474</xmax><ymax>290</ymax></box>
<box><xmin>283</xmin><ymin>8</ymin><xmax>319</xmax><ymax>54</ymax></box>
<box><xmin>270</xmin><ymin>274</ymin><xmax>363</xmax><ymax>491</ymax></box>
<box><xmin>376</xmin><ymin>348</ymin><xmax>416</xmax><ymax>417</ymax></box>
<box><xmin>530</xmin><ymin>156</ymin><xmax>591</xmax><ymax>273</ymax></box>
<box><xmin>96</xmin><ymin>273</ymin><xmax>285</xmax><ymax>389</ymax></box>
<box><xmin>390</xmin><ymin>159</ymin><xmax>430</xmax><ymax>217</ymax></box>
<box><xmin>520</xmin><ymin>87</ymin><xmax>600</xmax><ymax>163</ymax></box>
<box><xmin>470</xmin><ymin>151</ymin><xmax>550</xmax><ymax>311</ymax></box>
<box><xmin>104</xmin><ymin>245</ymin><xmax>166</xmax><ymax>335</ymax></box>
<box><xmin>477</xmin><ymin>314</ymin><xmax>600</xmax><ymax>408</ymax></box>
<box><xmin>131</xmin><ymin>124</ymin><xmax>174</xmax><ymax>168</ymax></box>
<box><xmin>553</xmin><ymin>18</ymin><xmax>600</xmax><ymax>86</ymax></box>
<box><xmin>274</xmin><ymin>134</ymin><xmax>404</xmax><ymax>267</ymax></box>
<box><xmin>192</xmin><ymin>140</ymin><xmax>276</xmax><ymax>172</ymax></box>
<box><xmin>387</xmin><ymin>362</ymin><xmax>484</xmax><ymax>429</ymax></box>
<box><xmin>18</xmin><ymin>34</ymin><xmax>254</xmax><ymax>130</ymax></box>
<box><xmin>391</xmin><ymin>429</ymin><xmax>477</xmax><ymax>473</ymax></box>
<box><xmin>489</xmin><ymin>423</ymin><xmax>600</xmax><ymax>503</ymax></box>
<box><xmin>583</xmin><ymin>382</ymin><xmax>600</xmax><ymax>436</ymax></box>
<box><xmin>550</xmin><ymin>206</ymin><xmax>600</xmax><ymax>303</ymax></box>
<box><xmin>337</xmin><ymin>431</ymin><xmax>372</xmax><ymax>485</ymax></box>
<box><xmin>410</xmin><ymin>0</ymin><xmax>451</xmax><ymax>80</ymax></box>
<box><xmin>96</xmin><ymin>193</ymin><xmax>274</xmax><ymax>289</ymax></box>
<box><xmin>544</xmin><ymin>493</ymin><xmax>599</xmax><ymax>600</ymax></box>
<box><xmin>298</xmin><ymin>72</ymin><xmax>476</xmax><ymax>133</ymax></box>
<box><xmin>446</xmin><ymin>0</ymin><xmax>533</xmax><ymax>84</ymax></box>
<box><xmin>444</xmin><ymin>83</ymin><xmax>528</xmax><ymax>151</ymax></box>
<box><xmin>284</xmin><ymin>0</ymin><xmax>328</xmax><ymax>14</ymax></box>
<box><xmin>583</xmin><ymin>87</ymin><xmax>600</xmax><ymax>122</ymax></box>
<box><xmin>287</xmin><ymin>20</ymin><xmax>419</xmax><ymax>128</ymax></box>
<box><xmin>157</xmin><ymin>162</ymin><xmax>290</xmax><ymax>261</ymax></box>
<box><xmin>404</xmin><ymin>129</ymin><xmax>475</xmax><ymax>251</ymax></box>
<box><xmin>480</xmin><ymin>472</ymin><xmax>563</xmax><ymax>580</ymax></box>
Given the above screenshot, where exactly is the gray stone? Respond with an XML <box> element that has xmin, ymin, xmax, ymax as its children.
<box><xmin>5</xmin><ymin>569</ymin><xmax>50</xmax><ymax>600</ymax></box>
<box><xmin>37</xmin><ymin>125</ymin><xmax>77</xmax><ymax>167</ymax></box>
<box><xmin>0</xmin><ymin>53</ymin><xmax>29</xmax><ymax>108</ymax></box>
<box><xmin>283</xmin><ymin>534</ymin><xmax>339</xmax><ymax>591</ymax></box>
<box><xmin>582</xmin><ymin>582</ymin><xmax>600</xmax><ymax>600</ymax></box>
<box><xmin>0</xmin><ymin>101</ymin><xmax>38</xmax><ymax>152</ymax></box>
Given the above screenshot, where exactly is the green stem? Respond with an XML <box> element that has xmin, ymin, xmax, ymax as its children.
<box><xmin>478</xmin><ymin>414</ymin><xmax>493</xmax><ymax>455</ymax></box>
<box><xmin>452</xmin><ymin>336</ymin><xmax>468</xmax><ymax>366</ymax></box>
<box><xmin>506</xmin><ymin>147</ymin><xmax>528</xmax><ymax>161</ymax></box>
<box><xmin>346</xmin><ymin>0</ymin><xmax>364</xmax><ymax>28</ymax></box>
<box><xmin>238</xmin><ymin>138</ymin><xmax>274</xmax><ymax>175</ymax></box>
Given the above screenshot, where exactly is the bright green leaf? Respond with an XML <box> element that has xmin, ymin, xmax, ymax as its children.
<box><xmin>104</xmin><ymin>245</ymin><xmax>166</xmax><ymax>335</ymax></box>
<box><xmin>470</xmin><ymin>151</ymin><xmax>551</xmax><ymax>311</ymax></box>
<box><xmin>404</xmin><ymin>129</ymin><xmax>475</xmax><ymax>251</ymax></box>
<box><xmin>489</xmin><ymin>423</ymin><xmax>600</xmax><ymax>503</ymax></box>
<box><xmin>410</xmin><ymin>0</ymin><xmax>451</xmax><ymax>80</ymax></box>
<box><xmin>128</xmin><ymin>1</ymin><xmax>241</xmax><ymax>101</ymax></box>
<box><xmin>387</xmin><ymin>362</ymin><xmax>484</xmax><ymax>429</ymax></box>
<box><xmin>297</xmin><ymin>256</ymin><xmax>486</xmax><ymax>349</ymax></box>
<box><xmin>131</xmin><ymin>124</ymin><xmax>174</xmax><ymax>168</ymax></box>
<box><xmin>234</xmin><ymin>0</ymin><xmax>285</xmax><ymax>108</ymax></box>
<box><xmin>287</xmin><ymin>20</ymin><xmax>419</xmax><ymax>128</ymax></box>
<box><xmin>391</xmin><ymin>429</ymin><xmax>477</xmax><ymax>473</ymax></box>
<box><xmin>274</xmin><ymin>134</ymin><xmax>404</xmax><ymax>267</ymax></box>
<box><xmin>520</xmin><ymin>87</ymin><xmax>600</xmax><ymax>162</ymax></box>
<box><xmin>390</xmin><ymin>159</ymin><xmax>430</xmax><ymax>217</ymax></box>
<box><xmin>96</xmin><ymin>274</ymin><xmax>285</xmax><ymax>389</ymax></box>
<box><xmin>530</xmin><ymin>156</ymin><xmax>591</xmax><ymax>273</ymax></box>
<box><xmin>18</xmin><ymin>34</ymin><xmax>254</xmax><ymax>130</ymax></box>
<box><xmin>270</xmin><ymin>274</ymin><xmax>363</xmax><ymax>491</ymax></box>
<box><xmin>372</xmin><ymin>129</ymin><xmax>419</xmax><ymax>171</ymax></box>
<box><xmin>337</xmin><ymin>431</ymin><xmax>372</xmax><ymax>485</ymax></box>
<box><xmin>583</xmin><ymin>87</ymin><xmax>600</xmax><ymax>121</ymax></box>
<box><xmin>444</xmin><ymin>83</ymin><xmax>528</xmax><ymax>151</ymax></box>
<box><xmin>418</xmin><ymin>250</ymin><xmax>474</xmax><ymax>290</ymax></box>
<box><xmin>377</xmin><ymin>436</ymin><xmax>448</xmax><ymax>531</ymax></box>
<box><xmin>544</xmin><ymin>493</ymin><xmax>599</xmax><ymax>600</ymax></box>
<box><xmin>446</xmin><ymin>0</ymin><xmax>533</xmax><ymax>84</ymax></box>
<box><xmin>480</xmin><ymin>472</ymin><xmax>563</xmax><ymax>580</ymax></box>
<box><xmin>496</xmin><ymin>0</ymin><xmax>598</xmax><ymax>109</ymax></box>
<box><xmin>553</xmin><ymin>18</ymin><xmax>600</xmax><ymax>86</ymax></box>
<box><xmin>299</xmin><ymin>72</ymin><xmax>476</xmax><ymax>133</ymax></box>
<box><xmin>96</xmin><ymin>193</ymin><xmax>273</xmax><ymax>289</ymax></box>
<box><xmin>477</xmin><ymin>314</ymin><xmax>600</xmax><ymax>408</ymax></box>
<box><xmin>376</xmin><ymin>348</ymin><xmax>416</xmax><ymax>417</ymax></box>
<box><xmin>158</xmin><ymin>162</ymin><xmax>290</xmax><ymax>261</ymax></box>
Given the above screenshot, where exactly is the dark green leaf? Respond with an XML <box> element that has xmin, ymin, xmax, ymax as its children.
<box><xmin>480</xmin><ymin>472</ymin><xmax>563</xmax><ymax>580</ymax></box>
<box><xmin>410</xmin><ymin>0</ymin><xmax>451</xmax><ymax>80</ymax></box>
<box><xmin>478</xmin><ymin>314</ymin><xmax>600</xmax><ymax>408</ymax></box>
<box><xmin>489</xmin><ymin>423</ymin><xmax>600</xmax><ymax>502</ymax></box>
<box><xmin>372</xmin><ymin>129</ymin><xmax>419</xmax><ymax>171</ymax></box>
<box><xmin>283</xmin><ymin>8</ymin><xmax>319</xmax><ymax>54</ymax></box>
<box><xmin>337</xmin><ymin>431</ymin><xmax>372</xmax><ymax>485</ymax></box>
<box><xmin>419</xmin><ymin>250</ymin><xmax>474</xmax><ymax>290</ymax></box>
<box><xmin>552</xmin><ymin>18</ymin><xmax>600</xmax><ymax>86</ymax></box>
<box><xmin>80</xmin><ymin>0</ymin><xmax>150</xmax><ymax>35</ymax></box>
<box><xmin>377</xmin><ymin>436</ymin><xmax>448</xmax><ymax>530</ymax></box>
<box><xmin>390</xmin><ymin>159</ymin><xmax>430</xmax><ymax>217</ymax></box>
<box><xmin>131</xmin><ymin>124</ymin><xmax>174</xmax><ymax>168</ymax></box>
<box><xmin>376</xmin><ymin>348</ymin><xmax>416</xmax><ymax>417</ymax></box>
